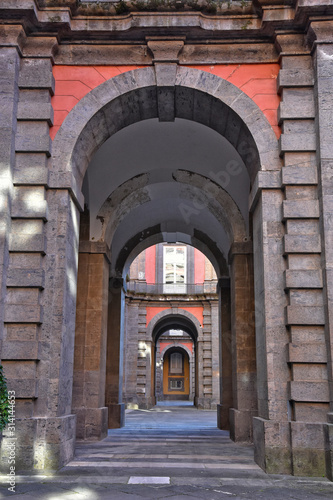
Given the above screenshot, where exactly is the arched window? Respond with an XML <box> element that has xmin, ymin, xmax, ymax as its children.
<box><xmin>163</xmin><ymin>245</ymin><xmax>186</xmax><ymax>293</ymax></box>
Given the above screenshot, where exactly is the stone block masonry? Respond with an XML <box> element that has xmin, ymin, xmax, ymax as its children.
<box><xmin>252</xmin><ymin>32</ymin><xmax>331</xmax><ymax>478</ymax></box>
<box><xmin>1</xmin><ymin>1</ymin><xmax>333</xmax><ymax>480</ymax></box>
<box><xmin>50</xmin><ymin>63</ymin><xmax>280</xmax><ymax>140</ymax></box>
<box><xmin>0</xmin><ymin>35</ymin><xmax>78</xmax><ymax>472</ymax></box>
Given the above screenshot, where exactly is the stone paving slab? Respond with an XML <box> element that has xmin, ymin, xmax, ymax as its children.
<box><xmin>1</xmin><ymin>407</ymin><xmax>333</xmax><ymax>498</ymax></box>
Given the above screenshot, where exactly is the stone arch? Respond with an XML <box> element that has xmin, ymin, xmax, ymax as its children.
<box><xmin>160</xmin><ymin>343</ymin><xmax>194</xmax><ymax>400</ymax></box>
<box><xmin>159</xmin><ymin>342</ymin><xmax>193</xmax><ymax>362</ymax></box>
<box><xmin>155</xmin><ymin>332</ymin><xmax>196</xmax><ymax>404</ymax></box>
<box><xmin>50</xmin><ymin>66</ymin><xmax>280</xmax><ymax>206</ymax></box>
<box><xmin>147</xmin><ymin>308</ymin><xmax>203</xmax><ymax>343</ymax></box>
<box><xmin>120</xmin><ymin>230</ymin><xmax>229</xmax><ymax>279</ymax></box>
<box><xmin>97</xmin><ymin>170</ymin><xmax>247</xmax><ymax>247</ymax></box>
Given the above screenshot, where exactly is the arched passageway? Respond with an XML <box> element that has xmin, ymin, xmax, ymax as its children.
<box><xmin>2</xmin><ymin>4</ymin><xmax>333</xmax><ymax>481</ymax></box>
<box><xmin>51</xmin><ymin>65</ymin><xmax>281</xmax><ymax>467</ymax></box>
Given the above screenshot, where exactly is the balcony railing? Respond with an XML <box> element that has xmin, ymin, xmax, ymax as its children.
<box><xmin>126</xmin><ymin>281</ymin><xmax>218</xmax><ymax>295</ymax></box>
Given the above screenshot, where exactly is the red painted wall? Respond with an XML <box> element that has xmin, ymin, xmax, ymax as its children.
<box><xmin>50</xmin><ymin>65</ymin><xmax>143</xmax><ymax>139</ymax></box>
<box><xmin>51</xmin><ymin>63</ymin><xmax>280</xmax><ymax>140</ymax></box>
<box><xmin>145</xmin><ymin>245</ymin><xmax>156</xmax><ymax>284</ymax></box>
<box><xmin>191</xmin><ymin>64</ymin><xmax>280</xmax><ymax>138</ymax></box>
<box><xmin>146</xmin><ymin>305</ymin><xmax>203</xmax><ymax>327</ymax></box>
<box><xmin>160</xmin><ymin>341</ymin><xmax>193</xmax><ymax>354</ymax></box>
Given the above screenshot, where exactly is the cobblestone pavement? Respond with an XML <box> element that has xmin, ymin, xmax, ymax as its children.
<box><xmin>1</xmin><ymin>405</ymin><xmax>333</xmax><ymax>499</ymax></box>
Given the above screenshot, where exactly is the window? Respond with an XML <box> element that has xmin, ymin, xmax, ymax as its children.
<box><xmin>163</xmin><ymin>245</ymin><xmax>186</xmax><ymax>293</ymax></box>
<box><xmin>168</xmin><ymin>378</ymin><xmax>184</xmax><ymax>391</ymax></box>
<box><xmin>169</xmin><ymin>352</ymin><xmax>183</xmax><ymax>374</ymax></box>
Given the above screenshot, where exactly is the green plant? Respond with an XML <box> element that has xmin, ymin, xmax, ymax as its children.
<box><xmin>187</xmin><ymin>0</ymin><xmax>201</xmax><ymax>11</ymax></box>
<box><xmin>205</xmin><ymin>0</ymin><xmax>217</xmax><ymax>14</ymax></box>
<box><xmin>115</xmin><ymin>0</ymin><xmax>130</xmax><ymax>14</ymax></box>
<box><xmin>241</xmin><ymin>19</ymin><xmax>252</xmax><ymax>29</ymax></box>
<box><xmin>0</xmin><ymin>365</ymin><xmax>9</xmax><ymax>433</ymax></box>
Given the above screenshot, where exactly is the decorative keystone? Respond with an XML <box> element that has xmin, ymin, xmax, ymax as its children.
<box><xmin>147</xmin><ymin>38</ymin><xmax>185</xmax><ymax>63</ymax></box>
<box><xmin>146</xmin><ymin>39</ymin><xmax>184</xmax><ymax>122</ymax></box>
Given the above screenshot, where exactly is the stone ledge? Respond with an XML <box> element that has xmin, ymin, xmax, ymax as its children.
<box><xmin>279</xmin><ymin>133</ymin><xmax>316</xmax><ymax>155</ymax></box>
<box><xmin>7</xmin><ymin>268</ymin><xmax>45</xmax><ymax>288</ymax></box>
<box><xmin>287</xmin><ymin>269</ymin><xmax>323</xmax><ymax>290</ymax></box>
<box><xmin>282</xmin><ymin>199</ymin><xmax>319</xmax><ymax>219</ymax></box>
<box><xmin>289</xmin><ymin>381</ymin><xmax>329</xmax><ymax>402</ymax></box>
<box><xmin>9</xmin><ymin>234</ymin><xmax>46</xmax><ymax>253</ymax></box>
<box><xmin>285</xmin><ymin>269</ymin><xmax>322</xmax><ymax>289</ymax></box>
<box><xmin>277</xmin><ymin>69</ymin><xmax>314</xmax><ymax>93</ymax></box>
<box><xmin>4</xmin><ymin>304</ymin><xmax>43</xmax><ymax>324</ymax></box>
<box><xmin>1</xmin><ymin>340</ymin><xmax>39</xmax><ymax>360</ymax></box>
<box><xmin>4</xmin><ymin>378</ymin><xmax>37</xmax><ymax>399</ymax></box>
<box><xmin>282</xmin><ymin>165</ymin><xmax>318</xmax><ymax>185</ymax></box>
<box><xmin>18</xmin><ymin>58</ymin><xmax>55</xmax><ymax>95</ymax></box>
<box><xmin>286</xmin><ymin>305</ymin><xmax>325</xmax><ymax>325</ymax></box>
<box><xmin>17</xmin><ymin>102</ymin><xmax>54</xmax><ymax>126</ymax></box>
<box><xmin>278</xmin><ymin>89</ymin><xmax>315</xmax><ymax>124</ymax></box>
<box><xmin>284</xmin><ymin>234</ymin><xmax>321</xmax><ymax>253</ymax></box>
<box><xmin>14</xmin><ymin>153</ymin><xmax>49</xmax><ymax>186</ymax></box>
<box><xmin>288</xmin><ymin>341</ymin><xmax>327</xmax><ymax>363</ymax></box>
<box><xmin>15</xmin><ymin>133</ymin><xmax>51</xmax><ymax>157</ymax></box>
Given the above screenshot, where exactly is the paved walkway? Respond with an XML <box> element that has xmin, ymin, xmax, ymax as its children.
<box><xmin>1</xmin><ymin>405</ymin><xmax>333</xmax><ymax>499</ymax></box>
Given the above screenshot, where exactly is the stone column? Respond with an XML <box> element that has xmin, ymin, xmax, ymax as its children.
<box><xmin>1</xmin><ymin>40</ymin><xmax>80</xmax><ymax>470</ymax></box>
<box><xmin>251</xmin><ymin>175</ymin><xmax>290</xmax><ymax>473</ymax></box>
<box><xmin>0</xmin><ymin>43</ymin><xmax>19</xmax><ymax>349</ymax></box>
<box><xmin>229</xmin><ymin>243</ymin><xmax>257</xmax><ymax>442</ymax></box>
<box><xmin>217</xmin><ymin>279</ymin><xmax>233</xmax><ymax>430</ymax></box>
<box><xmin>122</xmin><ymin>298</ymin><xmax>140</xmax><ymax>407</ymax></box>
<box><xmin>71</xmin><ymin>242</ymin><xmax>109</xmax><ymax>440</ymax></box>
<box><xmin>195</xmin><ymin>334</ymin><xmax>205</xmax><ymax>408</ymax></box>
<box><xmin>136</xmin><ymin>303</ymin><xmax>151</xmax><ymax>408</ymax></box>
<box><xmin>311</xmin><ymin>20</ymin><xmax>333</xmax><ymax>480</ymax></box>
<box><xmin>200</xmin><ymin>304</ymin><xmax>214</xmax><ymax>409</ymax></box>
<box><xmin>0</xmin><ymin>41</ymin><xmax>20</xmax><ymax>469</ymax></box>
<box><xmin>210</xmin><ymin>299</ymin><xmax>220</xmax><ymax>408</ymax></box>
<box><xmin>189</xmin><ymin>347</ymin><xmax>195</xmax><ymax>401</ymax></box>
<box><xmin>252</xmin><ymin>31</ymin><xmax>331</xmax><ymax>476</ymax></box>
<box><xmin>105</xmin><ymin>277</ymin><xmax>125</xmax><ymax>428</ymax></box>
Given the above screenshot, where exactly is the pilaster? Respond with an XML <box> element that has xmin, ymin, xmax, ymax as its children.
<box><xmin>310</xmin><ymin>19</ymin><xmax>333</xmax><ymax>480</ymax></box>
<box><xmin>228</xmin><ymin>243</ymin><xmax>257</xmax><ymax>442</ymax></box>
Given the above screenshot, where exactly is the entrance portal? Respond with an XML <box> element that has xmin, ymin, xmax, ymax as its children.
<box><xmin>53</xmin><ymin>65</ymin><xmax>278</xmax><ymax>471</ymax></box>
<box><xmin>163</xmin><ymin>348</ymin><xmax>190</xmax><ymax>401</ymax></box>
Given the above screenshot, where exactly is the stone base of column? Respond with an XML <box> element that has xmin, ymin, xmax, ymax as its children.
<box><xmin>73</xmin><ymin>407</ymin><xmax>108</xmax><ymax>441</ymax></box>
<box><xmin>254</xmin><ymin>417</ymin><xmax>330</xmax><ymax>477</ymax></box>
<box><xmin>253</xmin><ymin>417</ymin><xmax>292</xmax><ymax>475</ymax></box>
<box><xmin>325</xmin><ymin>415</ymin><xmax>333</xmax><ymax>481</ymax></box>
<box><xmin>0</xmin><ymin>415</ymin><xmax>76</xmax><ymax>472</ymax></box>
<box><xmin>195</xmin><ymin>397</ymin><xmax>218</xmax><ymax>409</ymax></box>
<box><xmin>137</xmin><ymin>396</ymin><xmax>155</xmax><ymax>410</ymax></box>
<box><xmin>107</xmin><ymin>403</ymin><xmax>125</xmax><ymax>428</ymax></box>
<box><xmin>229</xmin><ymin>408</ymin><xmax>256</xmax><ymax>443</ymax></box>
<box><xmin>290</xmin><ymin>421</ymin><xmax>328</xmax><ymax>477</ymax></box>
<box><xmin>217</xmin><ymin>404</ymin><xmax>230</xmax><ymax>430</ymax></box>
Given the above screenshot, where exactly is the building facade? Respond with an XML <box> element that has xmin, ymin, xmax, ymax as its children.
<box><xmin>0</xmin><ymin>0</ymin><xmax>333</xmax><ymax>480</ymax></box>
<box><xmin>123</xmin><ymin>244</ymin><xmax>219</xmax><ymax>409</ymax></box>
